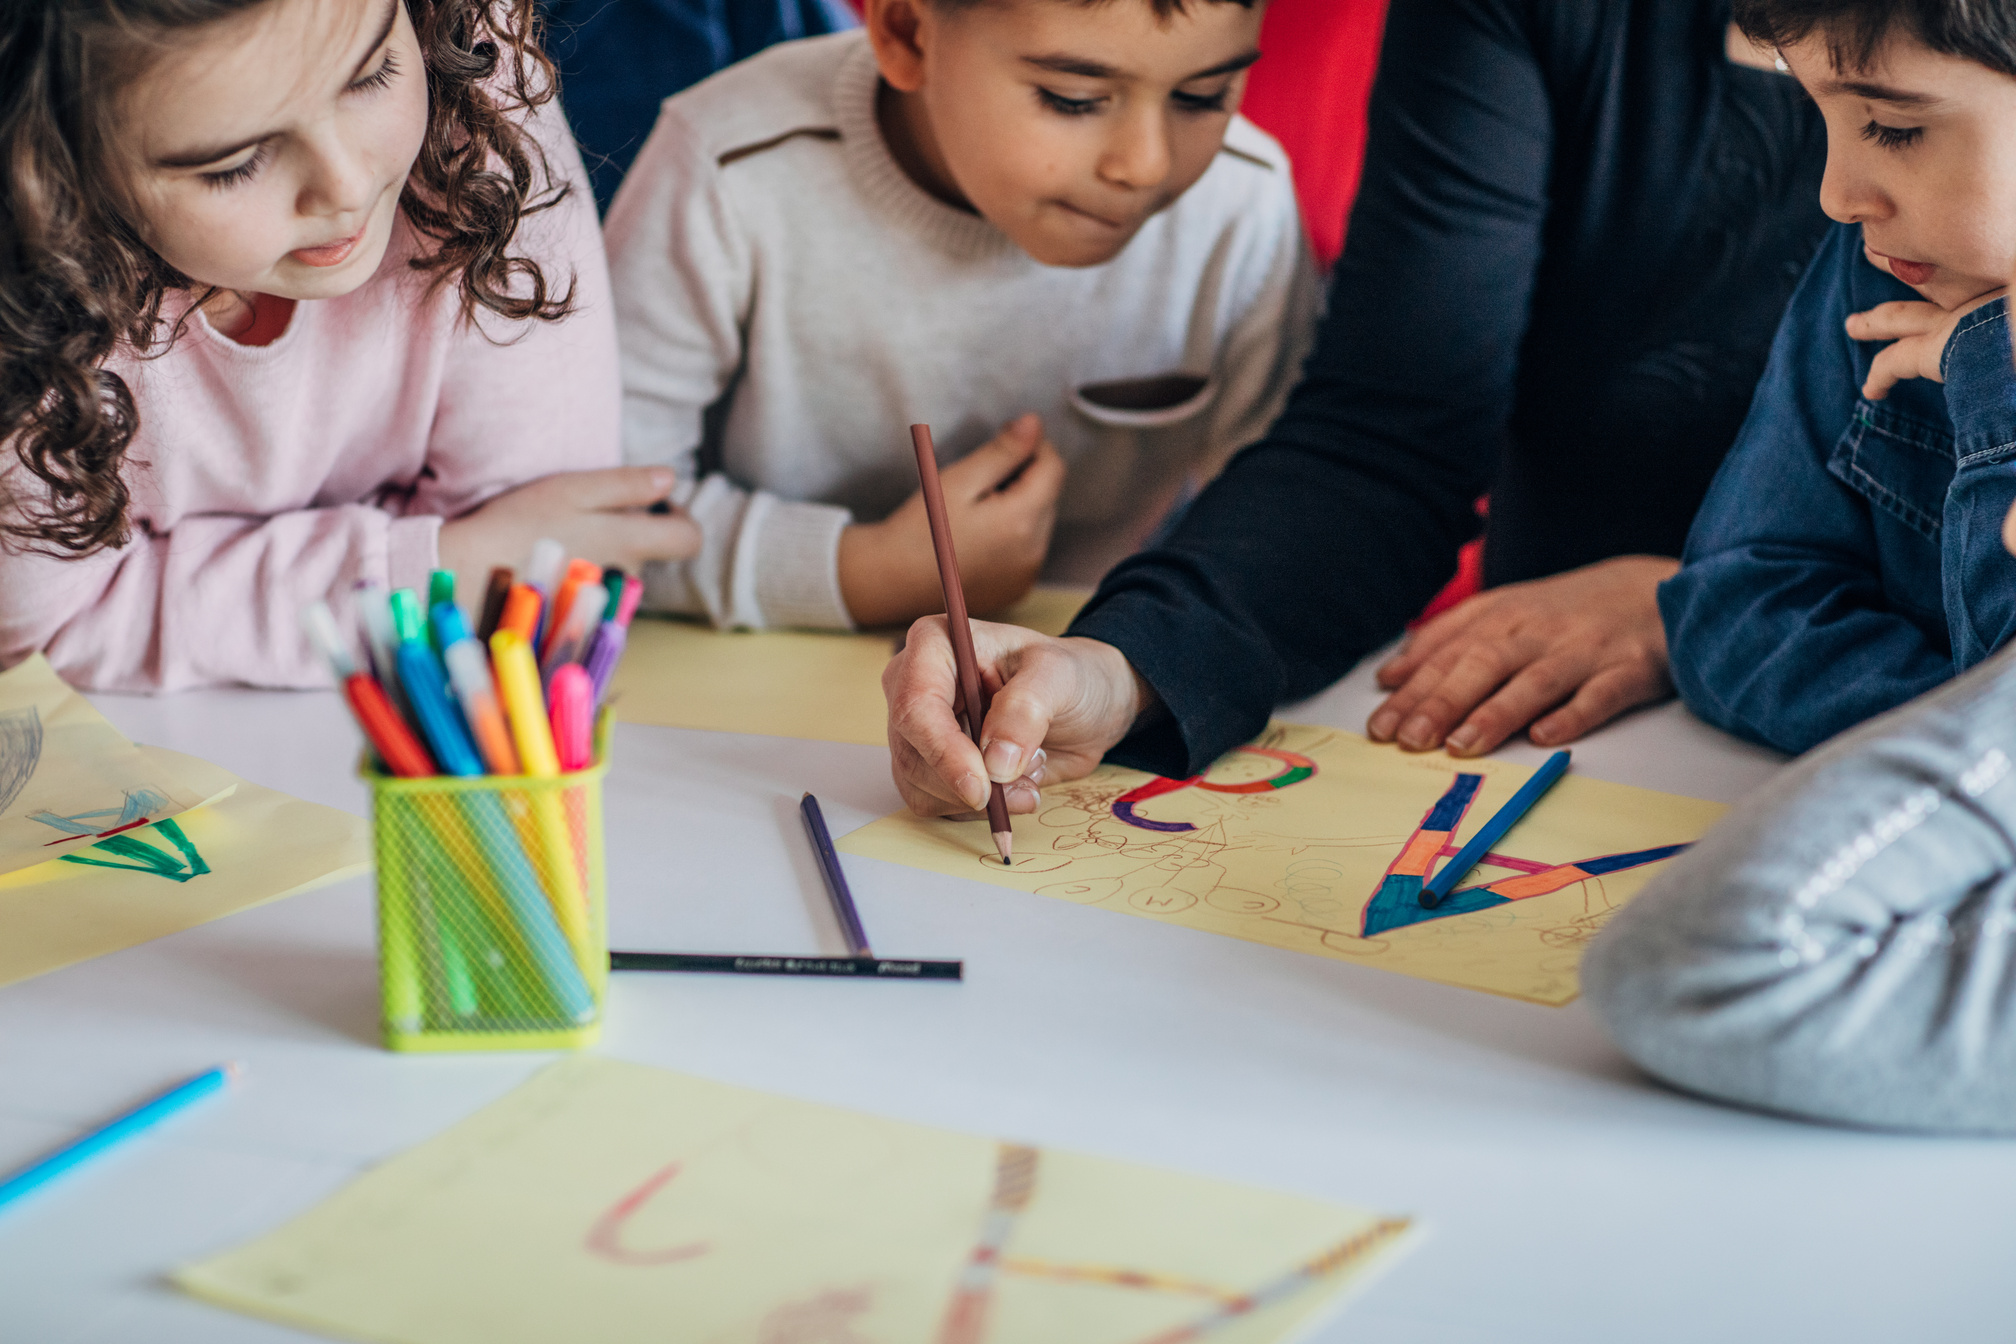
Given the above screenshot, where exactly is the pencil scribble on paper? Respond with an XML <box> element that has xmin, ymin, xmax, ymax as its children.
<box><xmin>0</xmin><ymin>707</ymin><xmax>43</xmax><ymax>817</ymax></box>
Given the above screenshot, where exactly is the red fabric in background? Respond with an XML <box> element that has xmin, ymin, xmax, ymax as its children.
<box><xmin>1239</xmin><ymin>0</ymin><xmax>1387</xmax><ymax>268</ymax></box>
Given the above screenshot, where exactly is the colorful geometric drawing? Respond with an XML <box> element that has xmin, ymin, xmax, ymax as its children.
<box><xmin>1116</xmin><ymin>762</ymin><xmax>1690</xmax><ymax>939</ymax></box>
<box><xmin>1358</xmin><ymin>774</ymin><xmax>1687</xmax><ymax>937</ymax></box>
<box><xmin>1112</xmin><ymin>748</ymin><xmax>1319</xmax><ymax>833</ymax></box>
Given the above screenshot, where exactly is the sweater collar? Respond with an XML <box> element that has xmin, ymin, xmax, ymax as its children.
<box><xmin>832</xmin><ymin>36</ymin><xmax>1022</xmax><ymax>263</ymax></box>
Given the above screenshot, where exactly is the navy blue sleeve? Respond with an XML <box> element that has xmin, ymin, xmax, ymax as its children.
<box><xmin>1939</xmin><ymin>298</ymin><xmax>2016</xmax><ymax>670</ymax></box>
<box><xmin>1069</xmin><ymin>0</ymin><xmax>1550</xmax><ymax>778</ymax></box>
<box><xmin>1659</xmin><ymin>225</ymin><xmax>1957</xmax><ymax>754</ymax></box>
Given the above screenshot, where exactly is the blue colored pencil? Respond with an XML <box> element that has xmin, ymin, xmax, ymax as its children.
<box><xmin>1420</xmin><ymin>750</ymin><xmax>1572</xmax><ymax>908</ymax></box>
<box><xmin>0</xmin><ymin>1064</ymin><xmax>237</xmax><ymax>1212</ymax></box>
<box><xmin>801</xmin><ymin>793</ymin><xmax>871</xmax><ymax>958</ymax></box>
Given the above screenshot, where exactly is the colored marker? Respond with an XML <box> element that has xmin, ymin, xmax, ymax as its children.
<box><xmin>354</xmin><ymin>582</ymin><xmax>405</xmax><ymax>712</ymax></box>
<box><xmin>490</xmin><ymin>629</ymin><xmax>591</xmax><ymax>961</ymax></box>
<box><xmin>301</xmin><ymin>600</ymin><xmax>357</xmax><ymax>681</ymax></box>
<box><xmin>583</xmin><ymin>576</ymin><xmax>644</xmax><ymax>703</ymax></box>
<box><xmin>442</xmin><ymin>638</ymin><xmax>520</xmax><ymax>776</ymax></box>
<box><xmin>549</xmin><ymin>665</ymin><xmax>595</xmax><ymax>772</ymax></box>
<box><xmin>397</xmin><ymin>641</ymin><xmax>484</xmax><ymax>778</ymax></box>
<box><xmin>0</xmin><ymin>1065</ymin><xmax>239</xmax><ymax>1213</ymax></box>
<box><xmin>477</xmin><ymin>566</ymin><xmax>515</xmax><ymax>642</ymax></box>
<box><xmin>342</xmin><ymin>674</ymin><xmax>435</xmax><ymax>778</ymax></box>
<box><xmin>427</xmin><ymin>569</ymin><xmax>458</xmax><ymax>641</ymax></box>
<box><xmin>498</xmin><ymin>584</ymin><xmax>543</xmax><ymax>643</ymax></box>
<box><xmin>541</xmin><ymin>559</ymin><xmax>603</xmax><ymax>661</ymax></box>
<box><xmin>1420</xmin><ymin>750</ymin><xmax>1573</xmax><ymax>908</ymax></box>
<box><xmin>541</xmin><ymin>585</ymin><xmax>608</xmax><ymax>680</ymax></box>
<box><xmin>523</xmin><ymin>539</ymin><xmax>565</xmax><ymax>645</ymax></box>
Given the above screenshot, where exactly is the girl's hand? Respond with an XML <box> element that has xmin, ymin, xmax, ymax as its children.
<box><xmin>438</xmin><ymin>467</ymin><xmax>701</xmax><ymax>577</ymax></box>
<box><xmin>838</xmin><ymin>414</ymin><xmax>1066</xmax><ymax>628</ymax></box>
<box><xmin>1847</xmin><ymin>287</ymin><xmax>2008</xmax><ymax>401</ymax></box>
<box><xmin>883</xmin><ymin>618</ymin><xmax>1148</xmax><ymax>817</ymax></box>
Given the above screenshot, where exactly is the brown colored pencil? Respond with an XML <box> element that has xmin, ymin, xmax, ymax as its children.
<box><xmin>909</xmin><ymin>424</ymin><xmax>1014</xmax><ymax>864</ymax></box>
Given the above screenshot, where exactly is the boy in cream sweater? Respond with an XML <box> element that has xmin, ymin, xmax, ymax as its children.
<box><xmin>607</xmin><ymin>0</ymin><xmax>1316</xmax><ymax>630</ymax></box>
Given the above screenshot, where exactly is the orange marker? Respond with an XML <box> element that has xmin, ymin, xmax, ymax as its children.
<box><xmin>540</xmin><ymin>559</ymin><xmax>603</xmax><ymax>660</ymax></box>
<box><xmin>498</xmin><ymin>583</ymin><xmax>543</xmax><ymax>642</ymax></box>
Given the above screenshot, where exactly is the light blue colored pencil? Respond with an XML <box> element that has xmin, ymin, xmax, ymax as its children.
<box><xmin>1420</xmin><ymin>750</ymin><xmax>1572</xmax><ymax>908</ymax></box>
<box><xmin>0</xmin><ymin>1063</ymin><xmax>237</xmax><ymax>1212</ymax></box>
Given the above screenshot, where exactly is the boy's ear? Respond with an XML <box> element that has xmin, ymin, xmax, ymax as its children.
<box><xmin>865</xmin><ymin>0</ymin><xmax>931</xmax><ymax>93</ymax></box>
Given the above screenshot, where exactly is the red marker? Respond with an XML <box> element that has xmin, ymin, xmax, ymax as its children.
<box><xmin>343</xmin><ymin>674</ymin><xmax>436</xmax><ymax>778</ymax></box>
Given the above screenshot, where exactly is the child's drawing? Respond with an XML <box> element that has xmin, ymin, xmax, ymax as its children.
<box><xmin>178</xmin><ymin>1059</ymin><xmax>1414</xmax><ymax>1344</ymax></box>
<box><xmin>0</xmin><ymin>706</ymin><xmax>43</xmax><ymax>816</ymax></box>
<box><xmin>842</xmin><ymin>724</ymin><xmax>1729</xmax><ymax>1004</ymax></box>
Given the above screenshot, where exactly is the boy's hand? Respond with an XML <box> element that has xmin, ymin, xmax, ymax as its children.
<box><xmin>839</xmin><ymin>413</ymin><xmax>1066</xmax><ymax>628</ymax></box>
<box><xmin>1368</xmin><ymin>555</ymin><xmax>1678</xmax><ymax>757</ymax></box>
<box><xmin>438</xmin><ymin>467</ymin><xmax>700</xmax><ymax>577</ymax></box>
<box><xmin>884</xmin><ymin>617</ymin><xmax>1147</xmax><ymax>817</ymax></box>
<box><xmin>1847</xmin><ymin>287</ymin><xmax>2008</xmax><ymax>400</ymax></box>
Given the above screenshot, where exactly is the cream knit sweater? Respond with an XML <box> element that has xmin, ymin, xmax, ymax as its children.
<box><xmin>607</xmin><ymin>30</ymin><xmax>1318</xmax><ymax>631</ymax></box>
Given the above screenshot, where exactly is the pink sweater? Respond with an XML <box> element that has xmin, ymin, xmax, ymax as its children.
<box><xmin>0</xmin><ymin>102</ymin><xmax>618</xmax><ymax>692</ymax></box>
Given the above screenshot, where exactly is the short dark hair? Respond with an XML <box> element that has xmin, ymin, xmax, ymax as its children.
<box><xmin>929</xmin><ymin>0</ymin><xmax>1258</xmax><ymax>17</ymax></box>
<box><xmin>1733</xmin><ymin>0</ymin><xmax>2016</xmax><ymax>78</ymax></box>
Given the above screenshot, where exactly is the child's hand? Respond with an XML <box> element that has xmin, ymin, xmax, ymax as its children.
<box><xmin>838</xmin><ymin>413</ymin><xmax>1066</xmax><ymax>628</ymax></box>
<box><xmin>438</xmin><ymin>467</ymin><xmax>701</xmax><ymax>577</ymax></box>
<box><xmin>1847</xmin><ymin>287</ymin><xmax>2008</xmax><ymax>401</ymax></box>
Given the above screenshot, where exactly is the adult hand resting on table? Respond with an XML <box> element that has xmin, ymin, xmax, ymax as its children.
<box><xmin>1366</xmin><ymin>554</ymin><xmax>1679</xmax><ymax>757</ymax></box>
<box><xmin>884</xmin><ymin>619</ymin><xmax>1148</xmax><ymax>818</ymax></box>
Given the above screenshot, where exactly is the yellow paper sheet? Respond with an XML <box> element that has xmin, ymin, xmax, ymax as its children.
<box><xmin>841</xmin><ymin>724</ymin><xmax>1727</xmax><ymax>1005</ymax></box>
<box><xmin>0</xmin><ymin>654</ymin><xmax>224</xmax><ymax>876</ymax></box>
<box><xmin>178</xmin><ymin>1057</ymin><xmax>1416</xmax><ymax>1344</ymax></box>
<box><xmin>0</xmin><ymin>746</ymin><xmax>369</xmax><ymax>987</ymax></box>
<box><xmin>607</xmin><ymin>587</ymin><xmax>1090</xmax><ymax>745</ymax></box>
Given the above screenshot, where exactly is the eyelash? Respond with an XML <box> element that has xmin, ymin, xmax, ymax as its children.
<box><xmin>196</xmin><ymin>49</ymin><xmax>399</xmax><ymax>191</ymax></box>
<box><xmin>1034</xmin><ymin>85</ymin><xmax>1233</xmax><ymax>117</ymax></box>
<box><xmin>352</xmin><ymin>48</ymin><xmax>400</xmax><ymax>94</ymax></box>
<box><xmin>201</xmin><ymin>143</ymin><xmax>270</xmax><ymax>191</ymax></box>
<box><xmin>1861</xmin><ymin>120</ymin><xmax>1923</xmax><ymax>150</ymax></box>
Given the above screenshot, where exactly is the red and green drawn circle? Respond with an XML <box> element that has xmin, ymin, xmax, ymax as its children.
<box><xmin>1111</xmin><ymin>748</ymin><xmax>1318</xmax><ymax>833</ymax></box>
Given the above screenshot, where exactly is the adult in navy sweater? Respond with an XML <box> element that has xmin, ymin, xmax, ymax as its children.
<box><xmin>882</xmin><ymin>0</ymin><xmax>1832</xmax><ymax>816</ymax></box>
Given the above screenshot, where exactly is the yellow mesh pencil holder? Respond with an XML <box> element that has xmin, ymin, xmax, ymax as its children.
<box><xmin>364</xmin><ymin>716</ymin><xmax>611</xmax><ymax>1052</ymax></box>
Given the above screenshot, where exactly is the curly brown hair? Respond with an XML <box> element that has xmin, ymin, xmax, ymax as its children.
<box><xmin>0</xmin><ymin>0</ymin><xmax>575</xmax><ymax>557</ymax></box>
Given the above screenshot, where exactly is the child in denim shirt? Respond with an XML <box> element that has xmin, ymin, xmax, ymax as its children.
<box><xmin>1589</xmin><ymin>0</ymin><xmax>2016</xmax><ymax>1136</ymax></box>
<box><xmin>1659</xmin><ymin>0</ymin><xmax>2016</xmax><ymax>756</ymax></box>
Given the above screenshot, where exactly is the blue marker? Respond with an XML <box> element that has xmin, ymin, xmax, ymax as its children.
<box><xmin>1420</xmin><ymin>750</ymin><xmax>1572</xmax><ymax>908</ymax></box>
<box><xmin>396</xmin><ymin>640</ymin><xmax>484</xmax><ymax>779</ymax></box>
<box><xmin>0</xmin><ymin>1065</ymin><xmax>236</xmax><ymax>1212</ymax></box>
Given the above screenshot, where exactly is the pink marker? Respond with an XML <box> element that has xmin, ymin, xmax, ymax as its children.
<box><xmin>548</xmin><ymin>664</ymin><xmax>596</xmax><ymax>772</ymax></box>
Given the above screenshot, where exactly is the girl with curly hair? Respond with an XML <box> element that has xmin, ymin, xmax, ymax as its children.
<box><xmin>0</xmin><ymin>0</ymin><xmax>700</xmax><ymax>689</ymax></box>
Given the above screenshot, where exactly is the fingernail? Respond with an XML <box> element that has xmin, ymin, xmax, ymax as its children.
<box><xmin>1007</xmin><ymin>782</ymin><xmax>1041</xmax><ymax>811</ymax></box>
<box><xmin>1031</xmin><ymin>748</ymin><xmax>1047</xmax><ymax>773</ymax></box>
<box><xmin>957</xmin><ymin>772</ymin><xmax>989</xmax><ymax>811</ymax></box>
<box><xmin>1398</xmin><ymin>715</ymin><xmax>1437</xmax><ymax>750</ymax></box>
<box><xmin>649</xmin><ymin>467</ymin><xmax>674</xmax><ymax>492</ymax></box>
<box><xmin>1446</xmin><ymin>725</ymin><xmax>1480</xmax><ymax>755</ymax></box>
<box><xmin>1368</xmin><ymin>709</ymin><xmax>1399</xmax><ymax>740</ymax></box>
<box><xmin>983</xmin><ymin>739</ymin><xmax>1024</xmax><ymax>783</ymax></box>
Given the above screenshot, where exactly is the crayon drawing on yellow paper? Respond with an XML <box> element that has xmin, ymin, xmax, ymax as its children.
<box><xmin>607</xmin><ymin>588</ymin><xmax>1089</xmax><ymax>746</ymax></box>
<box><xmin>0</xmin><ymin>744</ymin><xmax>370</xmax><ymax>988</ymax></box>
<box><xmin>840</xmin><ymin>724</ymin><xmax>1727</xmax><ymax>1005</ymax></box>
<box><xmin>0</xmin><ymin>654</ymin><xmax>226</xmax><ymax>878</ymax></box>
<box><xmin>178</xmin><ymin>1058</ymin><xmax>1416</xmax><ymax>1344</ymax></box>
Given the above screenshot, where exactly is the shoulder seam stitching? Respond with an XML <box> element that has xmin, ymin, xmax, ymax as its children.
<box><xmin>718</xmin><ymin>126</ymin><xmax>843</xmax><ymax>168</ymax></box>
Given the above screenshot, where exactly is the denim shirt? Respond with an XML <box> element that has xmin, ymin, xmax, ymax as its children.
<box><xmin>1660</xmin><ymin>222</ymin><xmax>2016</xmax><ymax>755</ymax></box>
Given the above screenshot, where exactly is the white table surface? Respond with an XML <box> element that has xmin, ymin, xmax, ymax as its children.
<box><xmin>3</xmin><ymin>656</ymin><xmax>2011</xmax><ymax>1344</ymax></box>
